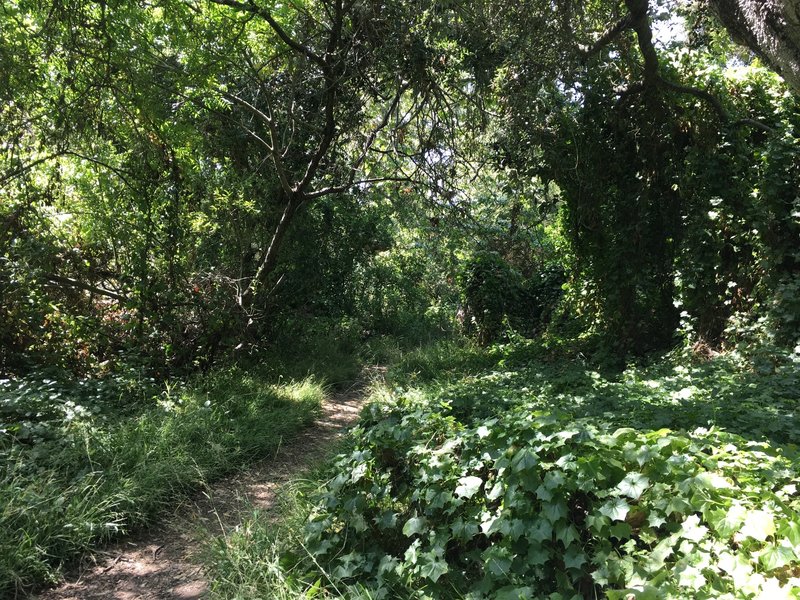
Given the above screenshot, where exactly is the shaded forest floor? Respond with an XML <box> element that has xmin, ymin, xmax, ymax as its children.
<box><xmin>33</xmin><ymin>377</ymin><xmax>370</xmax><ymax>600</ymax></box>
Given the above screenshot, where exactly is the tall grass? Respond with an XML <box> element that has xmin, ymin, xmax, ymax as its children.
<box><xmin>0</xmin><ymin>366</ymin><xmax>325</xmax><ymax>596</ymax></box>
<box><xmin>205</xmin><ymin>469</ymin><xmax>374</xmax><ymax>600</ymax></box>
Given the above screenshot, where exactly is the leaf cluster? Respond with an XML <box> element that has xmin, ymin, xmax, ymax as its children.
<box><xmin>291</xmin><ymin>343</ymin><xmax>800</xmax><ymax>598</ymax></box>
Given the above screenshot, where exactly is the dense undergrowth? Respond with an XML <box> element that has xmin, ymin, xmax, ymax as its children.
<box><xmin>0</xmin><ymin>356</ymin><xmax>330</xmax><ymax>596</ymax></box>
<box><xmin>207</xmin><ymin>339</ymin><xmax>800</xmax><ymax>599</ymax></box>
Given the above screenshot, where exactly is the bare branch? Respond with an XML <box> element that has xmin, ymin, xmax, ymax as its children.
<box><xmin>580</xmin><ymin>14</ymin><xmax>633</xmax><ymax>62</ymax></box>
<box><xmin>44</xmin><ymin>273</ymin><xmax>128</xmax><ymax>302</ymax></box>
<box><xmin>64</xmin><ymin>151</ymin><xmax>136</xmax><ymax>190</ymax></box>
<box><xmin>304</xmin><ymin>175</ymin><xmax>416</xmax><ymax>200</ymax></box>
<box><xmin>0</xmin><ymin>152</ymin><xmax>64</xmax><ymax>186</ymax></box>
<box><xmin>731</xmin><ymin>118</ymin><xmax>775</xmax><ymax>133</ymax></box>
<box><xmin>349</xmin><ymin>82</ymin><xmax>410</xmax><ymax>177</ymax></box>
<box><xmin>224</xmin><ymin>93</ymin><xmax>295</xmax><ymax>195</ymax></box>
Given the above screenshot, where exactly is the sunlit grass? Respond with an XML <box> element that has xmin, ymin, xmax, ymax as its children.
<box><xmin>0</xmin><ymin>366</ymin><xmax>325</xmax><ymax>595</ymax></box>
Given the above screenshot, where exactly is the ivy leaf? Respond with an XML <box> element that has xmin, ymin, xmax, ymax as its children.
<box><xmin>691</xmin><ymin>471</ymin><xmax>733</xmax><ymax>490</ymax></box>
<box><xmin>535</xmin><ymin>483</ymin><xmax>553</xmax><ymax>502</ymax></box>
<box><xmin>494</xmin><ymin>586</ymin><xmax>533</xmax><ymax>600</ymax></box>
<box><xmin>417</xmin><ymin>549</ymin><xmax>449</xmax><ymax>582</ymax></box>
<box><xmin>526</xmin><ymin>543</ymin><xmax>549</xmax><ymax>566</ymax></box>
<box><xmin>543</xmin><ymin>501</ymin><xmax>568</xmax><ymax>523</ymax></box>
<box><xmin>647</xmin><ymin>512</ymin><xmax>666</xmax><ymax>529</ymax></box>
<box><xmin>645</xmin><ymin>536</ymin><xmax>675</xmax><ymax>571</ymax></box>
<box><xmin>708</xmin><ymin>503</ymin><xmax>746</xmax><ymax>538</ymax></box>
<box><xmin>759</xmin><ymin>544</ymin><xmax>796</xmax><ymax>571</ymax></box>
<box><xmin>616</xmin><ymin>472</ymin><xmax>650</xmax><ymax>499</ymax></box>
<box><xmin>606</xmin><ymin>588</ymin><xmax>662</xmax><ymax>600</ymax></box>
<box><xmin>404</xmin><ymin>539</ymin><xmax>421</xmax><ymax>564</ymax></box>
<box><xmin>484</xmin><ymin>546</ymin><xmax>513</xmax><ymax>576</ymax></box>
<box><xmin>403</xmin><ymin>516</ymin><xmax>427</xmax><ymax>537</ymax></box>
<box><xmin>592</xmin><ymin>565</ymin><xmax>611</xmax><ymax>586</ymax></box>
<box><xmin>455</xmin><ymin>475</ymin><xmax>483</xmax><ymax>499</ymax></box>
<box><xmin>332</xmin><ymin>551</ymin><xmax>363</xmax><ymax>579</ymax></box>
<box><xmin>586</xmin><ymin>514</ymin><xmax>609</xmax><ymax>534</ymax></box>
<box><xmin>529</xmin><ymin>519</ymin><xmax>553</xmax><ymax>542</ymax></box>
<box><xmin>563</xmin><ymin>547</ymin><xmax>587</xmax><ymax>570</ymax></box>
<box><xmin>600</xmin><ymin>497</ymin><xmax>631</xmax><ymax>521</ymax></box>
<box><xmin>476</xmin><ymin>425</ymin><xmax>491</xmax><ymax>438</ymax></box>
<box><xmin>779</xmin><ymin>521</ymin><xmax>800</xmax><ymax>548</ymax></box>
<box><xmin>375</xmin><ymin>510</ymin><xmax>398</xmax><ymax>530</ymax></box>
<box><xmin>512</xmin><ymin>447</ymin><xmax>538</xmax><ymax>472</ymax></box>
<box><xmin>509</xmin><ymin>518</ymin><xmax>526</xmax><ymax>541</ymax></box>
<box><xmin>675</xmin><ymin>564</ymin><xmax>706</xmax><ymax>589</ymax></box>
<box><xmin>556</xmin><ymin>523</ymin><xmax>580</xmax><ymax>547</ymax></box>
<box><xmin>610</xmin><ymin>522</ymin><xmax>632</xmax><ymax>540</ymax></box>
<box><xmin>486</xmin><ymin>480</ymin><xmax>504</xmax><ymax>500</ymax></box>
<box><xmin>679</xmin><ymin>514</ymin><xmax>708</xmax><ymax>543</ymax></box>
<box><xmin>717</xmin><ymin>551</ymin><xmax>753</xmax><ymax>589</ymax></box>
<box><xmin>740</xmin><ymin>509</ymin><xmax>775</xmax><ymax>541</ymax></box>
<box><xmin>451</xmin><ymin>517</ymin><xmax>479</xmax><ymax>540</ymax></box>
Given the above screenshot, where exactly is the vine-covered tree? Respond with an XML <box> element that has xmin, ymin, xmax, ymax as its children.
<box><xmin>710</xmin><ymin>0</ymin><xmax>800</xmax><ymax>92</ymax></box>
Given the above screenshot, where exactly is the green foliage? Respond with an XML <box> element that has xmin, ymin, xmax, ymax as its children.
<box><xmin>674</xmin><ymin>62</ymin><xmax>800</xmax><ymax>348</ymax></box>
<box><xmin>459</xmin><ymin>251</ymin><xmax>564</xmax><ymax>344</ymax></box>
<box><xmin>224</xmin><ymin>340</ymin><xmax>800</xmax><ymax>599</ymax></box>
<box><xmin>460</xmin><ymin>251</ymin><xmax>525</xmax><ymax>343</ymax></box>
<box><xmin>0</xmin><ymin>367</ymin><xmax>323</xmax><ymax>595</ymax></box>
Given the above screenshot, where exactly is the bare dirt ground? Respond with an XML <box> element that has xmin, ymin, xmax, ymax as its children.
<box><xmin>34</xmin><ymin>376</ymin><xmax>373</xmax><ymax>600</ymax></box>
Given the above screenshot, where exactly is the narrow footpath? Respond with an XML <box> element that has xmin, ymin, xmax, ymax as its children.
<box><xmin>34</xmin><ymin>379</ymin><xmax>370</xmax><ymax>600</ymax></box>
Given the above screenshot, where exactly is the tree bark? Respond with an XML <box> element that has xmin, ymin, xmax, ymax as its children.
<box><xmin>710</xmin><ymin>0</ymin><xmax>800</xmax><ymax>93</ymax></box>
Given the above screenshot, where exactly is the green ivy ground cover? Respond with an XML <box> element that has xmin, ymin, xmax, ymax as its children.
<box><xmin>255</xmin><ymin>342</ymin><xmax>800</xmax><ymax>599</ymax></box>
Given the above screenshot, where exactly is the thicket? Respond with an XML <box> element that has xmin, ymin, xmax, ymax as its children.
<box><xmin>2</xmin><ymin>0</ymin><xmax>800</xmax><ymax>597</ymax></box>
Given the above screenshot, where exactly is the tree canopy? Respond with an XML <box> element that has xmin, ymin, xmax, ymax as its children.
<box><xmin>1</xmin><ymin>0</ymin><xmax>798</xmax><ymax>371</ymax></box>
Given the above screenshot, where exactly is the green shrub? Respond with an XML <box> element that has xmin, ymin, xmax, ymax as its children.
<box><xmin>459</xmin><ymin>252</ymin><xmax>564</xmax><ymax>344</ymax></box>
<box><xmin>299</xmin><ymin>395</ymin><xmax>800</xmax><ymax>599</ymax></box>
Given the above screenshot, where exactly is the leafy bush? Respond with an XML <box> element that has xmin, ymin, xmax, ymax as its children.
<box><xmin>459</xmin><ymin>252</ymin><xmax>563</xmax><ymax>344</ymax></box>
<box><xmin>298</xmin><ymin>394</ymin><xmax>800</xmax><ymax>599</ymax></box>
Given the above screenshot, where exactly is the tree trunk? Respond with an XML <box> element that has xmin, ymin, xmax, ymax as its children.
<box><xmin>710</xmin><ymin>0</ymin><xmax>800</xmax><ymax>93</ymax></box>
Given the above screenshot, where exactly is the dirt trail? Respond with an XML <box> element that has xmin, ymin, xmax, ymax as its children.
<box><xmin>34</xmin><ymin>376</ymin><xmax>373</xmax><ymax>600</ymax></box>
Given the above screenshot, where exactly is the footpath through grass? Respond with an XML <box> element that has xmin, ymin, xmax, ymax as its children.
<box><xmin>0</xmin><ymin>362</ymin><xmax>328</xmax><ymax>596</ymax></box>
<box><xmin>206</xmin><ymin>339</ymin><xmax>800</xmax><ymax>599</ymax></box>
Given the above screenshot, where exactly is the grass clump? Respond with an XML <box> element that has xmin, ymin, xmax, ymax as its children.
<box><xmin>205</xmin><ymin>476</ymin><xmax>332</xmax><ymax>600</ymax></box>
<box><xmin>0</xmin><ymin>366</ymin><xmax>324</xmax><ymax>596</ymax></box>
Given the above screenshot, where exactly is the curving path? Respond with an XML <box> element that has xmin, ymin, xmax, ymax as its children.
<box><xmin>34</xmin><ymin>376</ymin><xmax>372</xmax><ymax>600</ymax></box>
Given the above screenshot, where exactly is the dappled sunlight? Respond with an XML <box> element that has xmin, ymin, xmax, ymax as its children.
<box><xmin>276</xmin><ymin>340</ymin><xmax>800</xmax><ymax>598</ymax></box>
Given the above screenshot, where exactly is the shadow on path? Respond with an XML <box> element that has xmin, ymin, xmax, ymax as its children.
<box><xmin>33</xmin><ymin>373</ymin><xmax>375</xmax><ymax>600</ymax></box>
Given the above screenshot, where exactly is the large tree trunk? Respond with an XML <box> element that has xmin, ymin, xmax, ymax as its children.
<box><xmin>710</xmin><ymin>0</ymin><xmax>800</xmax><ymax>92</ymax></box>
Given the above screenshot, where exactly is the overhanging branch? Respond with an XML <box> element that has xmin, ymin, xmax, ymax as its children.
<box><xmin>206</xmin><ymin>0</ymin><xmax>325</xmax><ymax>67</ymax></box>
<box><xmin>580</xmin><ymin>14</ymin><xmax>633</xmax><ymax>62</ymax></box>
<box><xmin>45</xmin><ymin>273</ymin><xmax>128</xmax><ymax>302</ymax></box>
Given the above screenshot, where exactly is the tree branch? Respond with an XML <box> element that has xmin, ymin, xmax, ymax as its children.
<box><xmin>580</xmin><ymin>14</ymin><xmax>633</xmax><ymax>62</ymax></box>
<box><xmin>304</xmin><ymin>175</ymin><xmax>415</xmax><ymax>200</ymax></box>
<box><xmin>44</xmin><ymin>273</ymin><xmax>128</xmax><ymax>302</ymax></box>
<box><xmin>225</xmin><ymin>93</ymin><xmax>295</xmax><ymax>195</ymax></box>
<box><xmin>620</xmin><ymin>0</ymin><xmax>772</xmax><ymax>133</ymax></box>
<box><xmin>349</xmin><ymin>81</ymin><xmax>410</xmax><ymax>178</ymax></box>
<box><xmin>0</xmin><ymin>152</ymin><xmax>65</xmax><ymax>186</ymax></box>
<box><xmin>624</xmin><ymin>0</ymin><xmax>660</xmax><ymax>85</ymax></box>
<box><xmin>206</xmin><ymin>0</ymin><xmax>325</xmax><ymax>67</ymax></box>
